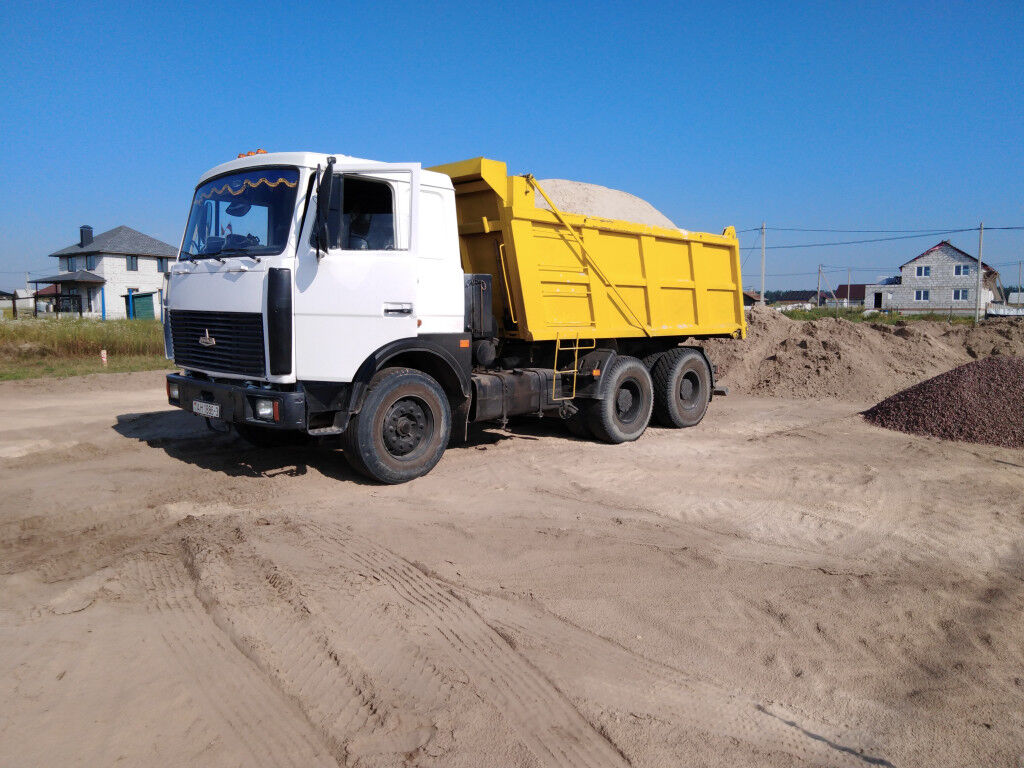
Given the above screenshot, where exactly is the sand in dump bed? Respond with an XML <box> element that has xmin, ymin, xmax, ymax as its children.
<box><xmin>703</xmin><ymin>305</ymin><xmax>1024</xmax><ymax>401</ymax></box>
<box><xmin>534</xmin><ymin>178</ymin><xmax>679</xmax><ymax>229</ymax></box>
<box><xmin>863</xmin><ymin>356</ymin><xmax>1024</xmax><ymax>448</ymax></box>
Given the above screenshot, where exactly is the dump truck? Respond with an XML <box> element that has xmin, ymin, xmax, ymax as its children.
<box><xmin>164</xmin><ymin>152</ymin><xmax>744</xmax><ymax>483</ymax></box>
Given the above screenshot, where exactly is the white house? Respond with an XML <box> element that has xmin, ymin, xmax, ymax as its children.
<box><xmin>863</xmin><ymin>241</ymin><xmax>1002</xmax><ymax>315</ymax></box>
<box><xmin>34</xmin><ymin>225</ymin><xmax>178</xmax><ymax>319</ymax></box>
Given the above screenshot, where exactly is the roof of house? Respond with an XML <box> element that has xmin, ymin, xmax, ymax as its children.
<box><xmin>773</xmin><ymin>290</ymin><xmax>819</xmax><ymax>302</ymax></box>
<box><xmin>32</xmin><ymin>270</ymin><xmax>106</xmax><ymax>285</ymax></box>
<box><xmin>48</xmin><ymin>226</ymin><xmax>178</xmax><ymax>258</ymax></box>
<box><xmin>900</xmin><ymin>240</ymin><xmax>996</xmax><ymax>273</ymax></box>
<box><xmin>742</xmin><ymin>290</ymin><xmax>761</xmax><ymax>303</ymax></box>
<box><xmin>833</xmin><ymin>284</ymin><xmax>866</xmax><ymax>300</ymax></box>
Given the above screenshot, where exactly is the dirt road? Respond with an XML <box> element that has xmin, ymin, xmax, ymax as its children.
<box><xmin>1</xmin><ymin>372</ymin><xmax>1022</xmax><ymax>767</ymax></box>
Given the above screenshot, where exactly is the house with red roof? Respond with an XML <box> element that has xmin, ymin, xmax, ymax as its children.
<box><xmin>863</xmin><ymin>241</ymin><xmax>1002</xmax><ymax>315</ymax></box>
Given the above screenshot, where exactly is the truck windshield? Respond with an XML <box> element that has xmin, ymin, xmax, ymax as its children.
<box><xmin>180</xmin><ymin>168</ymin><xmax>300</xmax><ymax>259</ymax></box>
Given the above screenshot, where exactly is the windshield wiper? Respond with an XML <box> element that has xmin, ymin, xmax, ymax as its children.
<box><xmin>215</xmin><ymin>249</ymin><xmax>262</xmax><ymax>263</ymax></box>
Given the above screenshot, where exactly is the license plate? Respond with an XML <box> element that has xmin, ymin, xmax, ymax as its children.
<box><xmin>192</xmin><ymin>400</ymin><xmax>221</xmax><ymax>418</ymax></box>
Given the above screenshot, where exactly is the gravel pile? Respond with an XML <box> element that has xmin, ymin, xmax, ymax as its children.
<box><xmin>534</xmin><ymin>179</ymin><xmax>678</xmax><ymax>229</ymax></box>
<box><xmin>863</xmin><ymin>356</ymin><xmax>1024</xmax><ymax>448</ymax></box>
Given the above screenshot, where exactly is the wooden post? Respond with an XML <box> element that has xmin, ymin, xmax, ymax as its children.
<box><xmin>975</xmin><ymin>223</ymin><xmax>984</xmax><ymax>323</ymax></box>
<box><xmin>759</xmin><ymin>222</ymin><xmax>766</xmax><ymax>305</ymax></box>
<box><xmin>816</xmin><ymin>265</ymin><xmax>822</xmax><ymax>308</ymax></box>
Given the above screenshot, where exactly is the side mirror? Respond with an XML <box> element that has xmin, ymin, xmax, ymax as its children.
<box><xmin>314</xmin><ymin>157</ymin><xmax>335</xmax><ymax>259</ymax></box>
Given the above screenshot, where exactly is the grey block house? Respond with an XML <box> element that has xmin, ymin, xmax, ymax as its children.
<box><xmin>864</xmin><ymin>241</ymin><xmax>1002</xmax><ymax>315</ymax></box>
<box><xmin>34</xmin><ymin>225</ymin><xmax>178</xmax><ymax>319</ymax></box>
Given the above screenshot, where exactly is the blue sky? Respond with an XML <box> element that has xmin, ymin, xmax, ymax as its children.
<box><xmin>1</xmin><ymin>0</ymin><xmax>1022</xmax><ymax>292</ymax></box>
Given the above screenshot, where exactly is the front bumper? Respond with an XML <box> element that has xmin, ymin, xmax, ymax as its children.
<box><xmin>166</xmin><ymin>373</ymin><xmax>306</xmax><ymax>430</ymax></box>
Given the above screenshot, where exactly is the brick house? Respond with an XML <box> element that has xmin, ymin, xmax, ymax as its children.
<box><xmin>34</xmin><ymin>225</ymin><xmax>177</xmax><ymax>318</ymax></box>
<box><xmin>863</xmin><ymin>241</ymin><xmax>1002</xmax><ymax>315</ymax></box>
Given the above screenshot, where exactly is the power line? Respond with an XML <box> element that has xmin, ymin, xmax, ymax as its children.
<box><xmin>763</xmin><ymin>229</ymin><xmax>978</xmax><ymax>249</ymax></box>
<box><xmin>768</xmin><ymin>226</ymin><xmax>971</xmax><ymax>233</ymax></box>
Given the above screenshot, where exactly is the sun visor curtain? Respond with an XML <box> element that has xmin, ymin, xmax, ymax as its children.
<box><xmin>267</xmin><ymin>268</ymin><xmax>292</xmax><ymax>375</ymax></box>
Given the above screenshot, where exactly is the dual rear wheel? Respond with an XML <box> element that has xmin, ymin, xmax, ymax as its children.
<box><xmin>568</xmin><ymin>349</ymin><xmax>711</xmax><ymax>443</ymax></box>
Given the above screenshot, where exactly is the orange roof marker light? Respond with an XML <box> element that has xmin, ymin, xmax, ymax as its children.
<box><xmin>237</xmin><ymin>149</ymin><xmax>269</xmax><ymax>158</ymax></box>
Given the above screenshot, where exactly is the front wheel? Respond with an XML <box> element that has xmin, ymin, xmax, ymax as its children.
<box><xmin>341</xmin><ymin>367</ymin><xmax>452</xmax><ymax>484</ymax></box>
<box><xmin>585</xmin><ymin>356</ymin><xmax>653</xmax><ymax>443</ymax></box>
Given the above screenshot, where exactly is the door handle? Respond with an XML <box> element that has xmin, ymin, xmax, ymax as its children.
<box><xmin>383</xmin><ymin>302</ymin><xmax>413</xmax><ymax>316</ymax></box>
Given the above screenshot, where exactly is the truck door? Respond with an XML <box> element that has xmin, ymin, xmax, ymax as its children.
<box><xmin>294</xmin><ymin>163</ymin><xmax>421</xmax><ymax>382</ymax></box>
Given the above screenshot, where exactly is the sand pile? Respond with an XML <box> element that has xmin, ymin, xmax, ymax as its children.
<box><xmin>704</xmin><ymin>306</ymin><xmax>1024</xmax><ymax>401</ymax></box>
<box><xmin>863</xmin><ymin>357</ymin><xmax>1024</xmax><ymax>448</ymax></box>
<box><xmin>534</xmin><ymin>179</ymin><xmax>678</xmax><ymax>229</ymax></box>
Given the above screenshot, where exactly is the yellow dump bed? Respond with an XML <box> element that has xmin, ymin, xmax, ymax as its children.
<box><xmin>430</xmin><ymin>158</ymin><xmax>745</xmax><ymax>343</ymax></box>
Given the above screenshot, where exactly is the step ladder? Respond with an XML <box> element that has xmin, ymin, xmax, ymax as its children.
<box><xmin>552</xmin><ymin>331</ymin><xmax>596</xmax><ymax>401</ymax></box>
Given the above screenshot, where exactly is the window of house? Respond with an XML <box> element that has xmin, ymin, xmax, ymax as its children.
<box><xmin>67</xmin><ymin>256</ymin><xmax>77</xmax><ymax>272</ymax></box>
<box><xmin>156</xmin><ymin>257</ymin><xmax>168</xmax><ymax>273</ymax></box>
<box><xmin>916</xmin><ymin>265</ymin><xmax>931</xmax><ymax>277</ymax></box>
<box><xmin>915</xmin><ymin>289</ymin><xmax>930</xmax><ymax>301</ymax></box>
<box><xmin>954</xmin><ymin>264</ymin><xmax>970</xmax><ymax>276</ymax></box>
<box><xmin>126</xmin><ymin>255</ymin><xmax>139</xmax><ymax>271</ymax></box>
<box><xmin>953</xmin><ymin>289</ymin><xmax>969</xmax><ymax>301</ymax></box>
<box><xmin>323</xmin><ymin>176</ymin><xmax>397</xmax><ymax>251</ymax></box>
<box><xmin>85</xmin><ymin>255</ymin><xmax>96</xmax><ymax>270</ymax></box>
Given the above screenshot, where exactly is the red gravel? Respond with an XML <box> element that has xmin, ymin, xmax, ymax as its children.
<box><xmin>863</xmin><ymin>356</ymin><xmax>1024</xmax><ymax>448</ymax></box>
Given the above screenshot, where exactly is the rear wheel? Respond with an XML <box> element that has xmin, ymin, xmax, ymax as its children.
<box><xmin>341</xmin><ymin>367</ymin><xmax>451</xmax><ymax>484</ymax></box>
<box><xmin>585</xmin><ymin>356</ymin><xmax>653</xmax><ymax>443</ymax></box>
<box><xmin>652</xmin><ymin>348</ymin><xmax>711</xmax><ymax>428</ymax></box>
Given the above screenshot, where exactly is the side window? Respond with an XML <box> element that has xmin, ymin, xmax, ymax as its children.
<box><xmin>68</xmin><ymin>256</ymin><xmax>77</xmax><ymax>272</ymax></box>
<box><xmin>127</xmin><ymin>255</ymin><xmax>139</xmax><ymax>271</ymax></box>
<box><xmin>339</xmin><ymin>176</ymin><xmax>396</xmax><ymax>251</ymax></box>
<box><xmin>85</xmin><ymin>255</ymin><xmax>96</xmax><ymax>270</ymax></box>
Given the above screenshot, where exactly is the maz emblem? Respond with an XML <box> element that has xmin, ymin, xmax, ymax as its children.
<box><xmin>198</xmin><ymin>329</ymin><xmax>216</xmax><ymax>347</ymax></box>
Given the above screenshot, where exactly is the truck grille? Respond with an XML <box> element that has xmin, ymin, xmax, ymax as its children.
<box><xmin>169</xmin><ymin>310</ymin><xmax>266</xmax><ymax>377</ymax></box>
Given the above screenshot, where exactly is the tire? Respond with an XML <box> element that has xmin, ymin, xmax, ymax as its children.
<box><xmin>564</xmin><ymin>405</ymin><xmax>592</xmax><ymax>439</ymax></box>
<box><xmin>652</xmin><ymin>348</ymin><xmax>711</xmax><ymax>428</ymax></box>
<box><xmin>585</xmin><ymin>356</ymin><xmax>653</xmax><ymax>443</ymax></box>
<box><xmin>341</xmin><ymin>367</ymin><xmax>451</xmax><ymax>484</ymax></box>
<box><xmin>235</xmin><ymin>423</ymin><xmax>310</xmax><ymax>448</ymax></box>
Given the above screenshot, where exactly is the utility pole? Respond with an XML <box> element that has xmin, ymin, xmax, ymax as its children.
<box><xmin>816</xmin><ymin>265</ymin><xmax>822</xmax><ymax>308</ymax></box>
<box><xmin>759</xmin><ymin>222</ymin><xmax>766</xmax><ymax>305</ymax></box>
<box><xmin>975</xmin><ymin>223</ymin><xmax>984</xmax><ymax>323</ymax></box>
<box><xmin>846</xmin><ymin>267</ymin><xmax>852</xmax><ymax>311</ymax></box>
<box><xmin>1018</xmin><ymin>260</ymin><xmax>1021</xmax><ymax>305</ymax></box>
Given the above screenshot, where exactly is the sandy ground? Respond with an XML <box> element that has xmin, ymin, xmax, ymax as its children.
<box><xmin>2</xmin><ymin>371</ymin><xmax>1023</xmax><ymax>767</ymax></box>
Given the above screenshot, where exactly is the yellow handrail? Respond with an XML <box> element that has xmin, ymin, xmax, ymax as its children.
<box><xmin>495</xmin><ymin>241</ymin><xmax>518</xmax><ymax>325</ymax></box>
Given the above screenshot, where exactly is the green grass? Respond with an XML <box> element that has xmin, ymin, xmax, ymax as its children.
<box><xmin>0</xmin><ymin>317</ymin><xmax>171</xmax><ymax>380</ymax></box>
<box><xmin>0</xmin><ymin>354</ymin><xmax>174</xmax><ymax>381</ymax></box>
<box><xmin>778</xmin><ymin>307</ymin><xmax>976</xmax><ymax>325</ymax></box>
<box><xmin>0</xmin><ymin>317</ymin><xmax>166</xmax><ymax>356</ymax></box>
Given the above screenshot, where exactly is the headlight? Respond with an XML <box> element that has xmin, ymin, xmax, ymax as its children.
<box><xmin>254</xmin><ymin>398</ymin><xmax>276</xmax><ymax>421</ymax></box>
<box><xmin>167</xmin><ymin>382</ymin><xmax>180</xmax><ymax>401</ymax></box>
